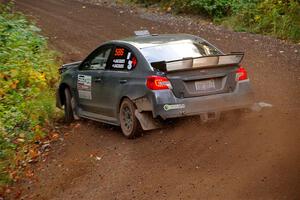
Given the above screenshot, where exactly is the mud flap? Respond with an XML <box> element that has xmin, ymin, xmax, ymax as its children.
<box><xmin>135</xmin><ymin>111</ymin><xmax>162</xmax><ymax>131</ymax></box>
<box><xmin>71</xmin><ymin>97</ymin><xmax>80</xmax><ymax>120</ymax></box>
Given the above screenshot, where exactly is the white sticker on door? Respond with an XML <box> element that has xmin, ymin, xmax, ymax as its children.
<box><xmin>77</xmin><ymin>75</ymin><xmax>92</xmax><ymax>100</ymax></box>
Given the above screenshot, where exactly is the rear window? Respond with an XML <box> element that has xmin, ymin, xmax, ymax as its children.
<box><xmin>140</xmin><ymin>40</ymin><xmax>221</xmax><ymax>63</ymax></box>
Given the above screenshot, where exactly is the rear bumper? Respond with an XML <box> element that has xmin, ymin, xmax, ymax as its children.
<box><xmin>150</xmin><ymin>80</ymin><xmax>254</xmax><ymax>119</ymax></box>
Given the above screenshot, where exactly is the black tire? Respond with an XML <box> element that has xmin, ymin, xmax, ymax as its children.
<box><xmin>64</xmin><ymin>88</ymin><xmax>74</xmax><ymax>123</ymax></box>
<box><xmin>119</xmin><ymin>98</ymin><xmax>141</xmax><ymax>139</ymax></box>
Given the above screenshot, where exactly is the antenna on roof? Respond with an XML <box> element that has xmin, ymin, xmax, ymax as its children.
<box><xmin>134</xmin><ymin>30</ymin><xmax>150</xmax><ymax>37</ymax></box>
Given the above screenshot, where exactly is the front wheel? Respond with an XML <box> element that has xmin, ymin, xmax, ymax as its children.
<box><xmin>64</xmin><ymin>88</ymin><xmax>75</xmax><ymax>123</ymax></box>
<box><xmin>119</xmin><ymin>98</ymin><xmax>141</xmax><ymax>139</ymax></box>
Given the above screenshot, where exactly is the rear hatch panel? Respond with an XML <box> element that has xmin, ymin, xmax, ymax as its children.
<box><xmin>151</xmin><ymin>53</ymin><xmax>244</xmax><ymax>98</ymax></box>
<box><xmin>167</xmin><ymin>66</ymin><xmax>238</xmax><ymax>98</ymax></box>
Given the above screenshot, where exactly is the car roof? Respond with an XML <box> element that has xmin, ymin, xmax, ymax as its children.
<box><xmin>114</xmin><ymin>34</ymin><xmax>205</xmax><ymax>49</ymax></box>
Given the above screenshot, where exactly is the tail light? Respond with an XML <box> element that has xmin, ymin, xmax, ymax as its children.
<box><xmin>236</xmin><ymin>67</ymin><xmax>248</xmax><ymax>81</ymax></box>
<box><xmin>146</xmin><ymin>76</ymin><xmax>172</xmax><ymax>90</ymax></box>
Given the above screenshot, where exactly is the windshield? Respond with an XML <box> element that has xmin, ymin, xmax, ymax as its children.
<box><xmin>140</xmin><ymin>40</ymin><xmax>222</xmax><ymax>63</ymax></box>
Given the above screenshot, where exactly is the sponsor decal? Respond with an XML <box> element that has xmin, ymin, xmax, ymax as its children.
<box><xmin>127</xmin><ymin>56</ymin><xmax>137</xmax><ymax>70</ymax></box>
<box><xmin>78</xmin><ymin>90</ymin><xmax>92</xmax><ymax>100</ymax></box>
<box><xmin>163</xmin><ymin>104</ymin><xmax>185</xmax><ymax>111</ymax></box>
<box><xmin>126</xmin><ymin>52</ymin><xmax>132</xmax><ymax>60</ymax></box>
<box><xmin>113</xmin><ymin>59</ymin><xmax>125</xmax><ymax>64</ymax></box>
<box><xmin>77</xmin><ymin>75</ymin><xmax>92</xmax><ymax>100</ymax></box>
<box><xmin>112</xmin><ymin>63</ymin><xmax>125</xmax><ymax>69</ymax></box>
<box><xmin>127</xmin><ymin>60</ymin><xmax>133</xmax><ymax>70</ymax></box>
<box><xmin>112</xmin><ymin>58</ymin><xmax>126</xmax><ymax>69</ymax></box>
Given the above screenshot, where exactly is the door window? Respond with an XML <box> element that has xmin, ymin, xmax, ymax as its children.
<box><xmin>110</xmin><ymin>46</ymin><xmax>137</xmax><ymax>71</ymax></box>
<box><xmin>81</xmin><ymin>47</ymin><xmax>112</xmax><ymax>70</ymax></box>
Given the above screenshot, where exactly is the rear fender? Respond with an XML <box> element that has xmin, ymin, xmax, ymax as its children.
<box><xmin>116</xmin><ymin>95</ymin><xmax>152</xmax><ymax>114</ymax></box>
<box><xmin>117</xmin><ymin>94</ymin><xmax>161</xmax><ymax>131</ymax></box>
<box><xmin>133</xmin><ymin>97</ymin><xmax>152</xmax><ymax>112</ymax></box>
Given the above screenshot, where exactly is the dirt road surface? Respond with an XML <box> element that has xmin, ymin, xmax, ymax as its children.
<box><xmin>13</xmin><ymin>0</ymin><xmax>300</xmax><ymax>199</ymax></box>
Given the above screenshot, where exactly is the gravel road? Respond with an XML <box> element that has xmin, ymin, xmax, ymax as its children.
<box><xmin>13</xmin><ymin>0</ymin><xmax>300</xmax><ymax>199</ymax></box>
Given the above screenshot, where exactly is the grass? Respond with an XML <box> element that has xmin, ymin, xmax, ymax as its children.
<box><xmin>0</xmin><ymin>2</ymin><xmax>61</xmax><ymax>190</ymax></box>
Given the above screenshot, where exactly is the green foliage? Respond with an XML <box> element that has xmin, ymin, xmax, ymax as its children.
<box><xmin>226</xmin><ymin>0</ymin><xmax>300</xmax><ymax>41</ymax></box>
<box><xmin>131</xmin><ymin>0</ymin><xmax>300</xmax><ymax>42</ymax></box>
<box><xmin>132</xmin><ymin>0</ymin><xmax>235</xmax><ymax>17</ymax></box>
<box><xmin>0</xmin><ymin>2</ymin><xmax>60</xmax><ymax>185</ymax></box>
<box><xmin>188</xmin><ymin>0</ymin><xmax>233</xmax><ymax>18</ymax></box>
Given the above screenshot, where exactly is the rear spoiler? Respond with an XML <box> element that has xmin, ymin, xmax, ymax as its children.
<box><xmin>151</xmin><ymin>52</ymin><xmax>244</xmax><ymax>72</ymax></box>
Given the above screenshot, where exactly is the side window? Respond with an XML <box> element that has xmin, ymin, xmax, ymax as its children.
<box><xmin>111</xmin><ymin>46</ymin><xmax>137</xmax><ymax>71</ymax></box>
<box><xmin>81</xmin><ymin>47</ymin><xmax>112</xmax><ymax>70</ymax></box>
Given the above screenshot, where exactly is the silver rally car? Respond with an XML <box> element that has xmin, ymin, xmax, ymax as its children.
<box><xmin>56</xmin><ymin>31</ymin><xmax>254</xmax><ymax>138</ymax></box>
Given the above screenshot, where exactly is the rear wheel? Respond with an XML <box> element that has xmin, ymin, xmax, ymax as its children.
<box><xmin>64</xmin><ymin>88</ymin><xmax>75</xmax><ymax>123</ymax></box>
<box><xmin>119</xmin><ymin>98</ymin><xmax>141</xmax><ymax>139</ymax></box>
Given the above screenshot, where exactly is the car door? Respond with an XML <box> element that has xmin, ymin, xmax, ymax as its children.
<box><xmin>98</xmin><ymin>45</ymin><xmax>138</xmax><ymax>118</ymax></box>
<box><xmin>76</xmin><ymin>45</ymin><xmax>113</xmax><ymax>114</ymax></box>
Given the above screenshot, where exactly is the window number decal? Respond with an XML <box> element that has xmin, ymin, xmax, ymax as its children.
<box><xmin>115</xmin><ymin>48</ymin><xmax>124</xmax><ymax>57</ymax></box>
<box><xmin>113</xmin><ymin>48</ymin><xmax>137</xmax><ymax>70</ymax></box>
<box><xmin>77</xmin><ymin>75</ymin><xmax>92</xmax><ymax>100</ymax></box>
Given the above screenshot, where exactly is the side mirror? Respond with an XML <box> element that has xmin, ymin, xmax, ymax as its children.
<box><xmin>79</xmin><ymin>61</ymin><xmax>91</xmax><ymax>70</ymax></box>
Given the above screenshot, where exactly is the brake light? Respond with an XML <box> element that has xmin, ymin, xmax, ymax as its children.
<box><xmin>236</xmin><ymin>67</ymin><xmax>248</xmax><ymax>81</ymax></box>
<box><xmin>146</xmin><ymin>76</ymin><xmax>172</xmax><ymax>90</ymax></box>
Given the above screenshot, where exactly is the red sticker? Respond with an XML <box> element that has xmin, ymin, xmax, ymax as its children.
<box><xmin>132</xmin><ymin>56</ymin><xmax>137</xmax><ymax>67</ymax></box>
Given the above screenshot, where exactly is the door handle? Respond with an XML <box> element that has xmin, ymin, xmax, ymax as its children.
<box><xmin>119</xmin><ymin>79</ymin><xmax>127</xmax><ymax>84</ymax></box>
<box><xmin>94</xmin><ymin>77</ymin><xmax>102</xmax><ymax>83</ymax></box>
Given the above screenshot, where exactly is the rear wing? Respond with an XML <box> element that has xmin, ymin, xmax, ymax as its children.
<box><xmin>151</xmin><ymin>53</ymin><xmax>244</xmax><ymax>72</ymax></box>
